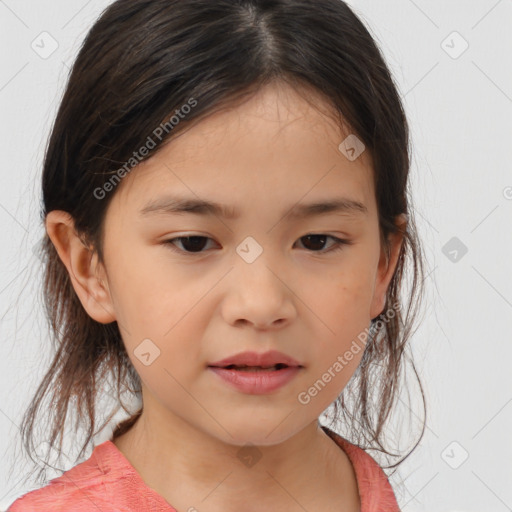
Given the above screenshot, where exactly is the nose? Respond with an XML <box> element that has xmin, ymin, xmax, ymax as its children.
<box><xmin>221</xmin><ymin>253</ymin><xmax>297</xmax><ymax>330</ymax></box>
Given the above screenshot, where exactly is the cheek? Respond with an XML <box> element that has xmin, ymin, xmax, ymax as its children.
<box><xmin>302</xmin><ymin>269</ymin><xmax>373</xmax><ymax>388</ymax></box>
<box><xmin>306</xmin><ymin>262</ymin><xmax>374</xmax><ymax>332</ymax></box>
<box><xmin>107</xmin><ymin>245</ymin><xmax>201</xmax><ymax>331</ymax></box>
<box><xmin>107</xmin><ymin>263</ymin><xmax>210</xmax><ymax>380</ymax></box>
<box><xmin>118</xmin><ymin>311</ymin><xmax>205</xmax><ymax>412</ymax></box>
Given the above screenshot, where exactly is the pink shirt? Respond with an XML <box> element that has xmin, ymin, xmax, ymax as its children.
<box><xmin>8</xmin><ymin>427</ymin><xmax>400</xmax><ymax>511</ymax></box>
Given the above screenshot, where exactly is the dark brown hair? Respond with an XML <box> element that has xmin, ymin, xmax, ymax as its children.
<box><xmin>13</xmin><ymin>0</ymin><xmax>427</xmax><ymax>488</ymax></box>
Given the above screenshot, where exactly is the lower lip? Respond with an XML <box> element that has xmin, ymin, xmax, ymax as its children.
<box><xmin>208</xmin><ymin>366</ymin><xmax>301</xmax><ymax>394</ymax></box>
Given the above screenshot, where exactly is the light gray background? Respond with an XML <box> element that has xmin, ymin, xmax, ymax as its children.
<box><xmin>1</xmin><ymin>1</ymin><xmax>511</xmax><ymax>510</ymax></box>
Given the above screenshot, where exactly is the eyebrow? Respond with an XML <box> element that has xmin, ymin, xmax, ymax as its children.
<box><xmin>139</xmin><ymin>195</ymin><xmax>368</xmax><ymax>220</ymax></box>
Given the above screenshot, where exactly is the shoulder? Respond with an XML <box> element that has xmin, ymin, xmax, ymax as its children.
<box><xmin>6</xmin><ymin>441</ymin><xmax>134</xmax><ymax>512</ymax></box>
<box><xmin>321</xmin><ymin>425</ymin><xmax>401</xmax><ymax>512</ymax></box>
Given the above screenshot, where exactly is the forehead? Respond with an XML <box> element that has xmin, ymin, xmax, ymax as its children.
<box><xmin>110</xmin><ymin>82</ymin><xmax>375</xmax><ymax>218</ymax></box>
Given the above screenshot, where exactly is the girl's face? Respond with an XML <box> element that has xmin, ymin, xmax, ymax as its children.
<box><xmin>77</xmin><ymin>82</ymin><xmax>403</xmax><ymax>445</ymax></box>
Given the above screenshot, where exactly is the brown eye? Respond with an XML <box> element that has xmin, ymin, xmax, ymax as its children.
<box><xmin>164</xmin><ymin>236</ymin><xmax>216</xmax><ymax>253</ymax></box>
<box><xmin>162</xmin><ymin>234</ymin><xmax>351</xmax><ymax>256</ymax></box>
<box><xmin>295</xmin><ymin>234</ymin><xmax>350</xmax><ymax>253</ymax></box>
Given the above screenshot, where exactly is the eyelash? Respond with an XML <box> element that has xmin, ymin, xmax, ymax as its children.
<box><xmin>162</xmin><ymin>234</ymin><xmax>352</xmax><ymax>256</ymax></box>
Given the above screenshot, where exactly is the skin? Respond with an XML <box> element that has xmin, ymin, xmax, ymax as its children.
<box><xmin>46</xmin><ymin>81</ymin><xmax>405</xmax><ymax>512</ymax></box>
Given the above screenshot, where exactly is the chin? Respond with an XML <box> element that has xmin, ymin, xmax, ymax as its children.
<box><xmin>212</xmin><ymin>420</ymin><xmax>300</xmax><ymax>448</ymax></box>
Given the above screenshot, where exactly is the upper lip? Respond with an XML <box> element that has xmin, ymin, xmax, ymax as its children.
<box><xmin>208</xmin><ymin>350</ymin><xmax>303</xmax><ymax>368</ymax></box>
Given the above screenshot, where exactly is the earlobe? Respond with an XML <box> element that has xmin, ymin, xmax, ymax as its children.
<box><xmin>45</xmin><ymin>210</ymin><xmax>116</xmax><ymax>324</ymax></box>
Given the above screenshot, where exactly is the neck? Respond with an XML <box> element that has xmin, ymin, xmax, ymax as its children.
<box><xmin>113</xmin><ymin>409</ymin><xmax>358</xmax><ymax>511</ymax></box>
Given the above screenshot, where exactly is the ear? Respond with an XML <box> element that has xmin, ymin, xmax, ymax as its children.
<box><xmin>45</xmin><ymin>210</ymin><xmax>116</xmax><ymax>324</ymax></box>
<box><xmin>369</xmin><ymin>214</ymin><xmax>407</xmax><ymax>320</ymax></box>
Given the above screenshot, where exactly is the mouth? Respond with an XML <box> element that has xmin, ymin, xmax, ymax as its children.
<box><xmin>207</xmin><ymin>363</ymin><xmax>303</xmax><ymax>394</ymax></box>
<box><xmin>208</xmin><ymin>349</ymin><xmax>303</xmax><ymax>369</ymax></box>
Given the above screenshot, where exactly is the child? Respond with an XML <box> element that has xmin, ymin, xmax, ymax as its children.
<box><xmin>8</xmin><ymin>0</ymin><xmax>426</xmax><ymax>510</ymax></box>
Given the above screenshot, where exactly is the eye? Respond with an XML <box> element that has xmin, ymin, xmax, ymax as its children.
<box><xmin>163</xmin><ymin>236</ymin><xmax>217</xmax><ymax>254</ymax></box>
<box><xmin>294</xmin><ymin>234</ymin><xmax>351</xmax><ymax>254</ymax></box>
<box><xmin>162</xmin><ymin>234</ymin><xmax>351</xmax><ymax>255</ymax></box>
